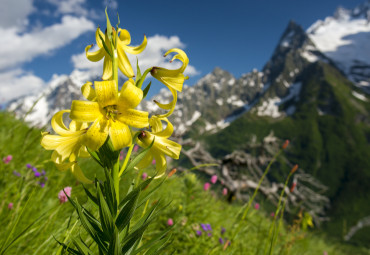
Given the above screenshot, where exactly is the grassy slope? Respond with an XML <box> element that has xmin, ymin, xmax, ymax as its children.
<box><xmin>0</xmin><ymin>112</ymin><xmax>368</xmax><ymax>254</ymax></box>
<box><xmin>205</xmin><ymin>62</ymin><xmax>370</xmax><ymax>245</ymax></box>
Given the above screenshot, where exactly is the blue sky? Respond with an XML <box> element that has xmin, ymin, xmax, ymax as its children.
<box><xmin>0</xmin><ymin>0</ymin><xmax>366</xmax><ymax>102</ymax></box>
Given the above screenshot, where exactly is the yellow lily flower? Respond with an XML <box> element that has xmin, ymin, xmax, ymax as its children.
<box><xmin>85</xmin><ymin>27</ymin><xmax>147</xmax><ymax>80</ymax></box>
<box><xmin>70</xmin><ymin>79</ymin><xmax>149</xmax><ymax>151</ymax></box>
<box><xmin>137</xmin><ymin>116</ymin><xmax>181</xmax><ymax>178</ymax></box>
<box><xmin>150</xmin><ymin>48</ymin><xmax>189</xmax><ymax>117</ymax></box>
<box><xmin>41</xmin><ymin>110</ymin><xmax>92</xmax><ymax>184</ymax></box>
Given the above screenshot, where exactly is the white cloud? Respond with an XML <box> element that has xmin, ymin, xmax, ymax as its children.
<box><xmin>0</xmin><ymin>15</ymin><xmax>95</xmax><ymax>71</ymax></box>
<box><xmin>71</xmin><ymin>34</ymin><xmax>200</xmax><ymax>78</ymax></box>
<box><xmin>0</xmin><ymin>69</ymin><xmax>45</xmax><ymax>102</ymax></box>
<box><xmin>47</xmin><ymin>0</ymin><xmax>87</xmax><ymax>16</ymax></box>
<box><xmin>0</xmin><ymin>0</ymin><xmax>34</xmax><ymax>30</ymax></box>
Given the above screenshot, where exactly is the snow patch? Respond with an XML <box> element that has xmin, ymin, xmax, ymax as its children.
<box><xmin>352</xmin><ymin>91</ymin><xmax>368</xmax><ymax>101</ymax></box>
<box><xmin>185</xmin><ymin>111</ymin><xmax>201</xmax><ymax>126</ymax></box>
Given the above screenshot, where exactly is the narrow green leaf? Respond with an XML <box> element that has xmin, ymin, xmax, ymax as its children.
<box><xmin>115</xmin><ymin>189</ymin><xmax>140</xmax><ymax>232</ymax></box>
<box><xmin>83</xmin><ymin>185</ymin><xmax>98</xmax><ymax>207</ymax></box>
<box><xmin>105</xmin><ymin>7</ymin><xmax>113</xmax><ymax>43</ymax></box>
<box><xmin>131</xmin><ymin>226</ymin><xmax>173</xmax><ymax>255</ymax></box>
<box><xmin>103</xmin><ymin>168</ymin><xmax>117</xmax><ymax>216</ymax></box>
<box><xmin>108</xmin><ymin>227</ymin><xmax>120</xmax><ymax>255</ymax></box>
<box><xmin>87</xmin><ymin>148</ymin><xmax>103</xmax><ymax>167</ymax></box>
<box><xmin>119</xmin><ymin>178</ymin><xmax>154</xmax><ymax>209</ymax></box>
<box><xmin>137</xmin><ymin>178</ymin><xmax>165</xmax><ymax>208</ymax></box>
<box><xmin>144</xmin><ymin>234</ymin><xmax>172</xmax><ymax>255</ymax></box>
<box><xmin>142</xmin><ymin>82</ymin><xmax>151</xmax><ymax>99</ymax></box>
<box><xmin>97</xmin><ymin>184</ymin><xmax>114</xmax><ymax>240</ymax></box>
<box><xmin>121</xmin><ymin>221</ymin><xmax>151</xmax><ymax>254</ymax></box>
<box><xmin>136</xmin><ymin>58</ymin><xmax>142</xmax><ymax>81</ymax></box>
<box><xmin>66</xmin><ymin>193</ymin><xmax>108</xmax><ymax>252</ymax></box>
<box><xmin>54</xmin><ymin>239</ymin><xmax>82</xmax><ymax>255</ymax></box>
<box><xmin>124</xmin><ymin>139</ymin><xmax>155</xmax><ymax>173</ymax></box>
<box><xmin>98</xmin><ymin>32</ymin><xmax>112</xmax><ymax>58</ymax></box>
<box><xmin>72</xmin><ymin>237</ymin><xmax>93</xmax><ymax>255</ymax></box>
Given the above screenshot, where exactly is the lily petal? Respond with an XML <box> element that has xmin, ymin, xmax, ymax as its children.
<box><xmin>70</xmin><ymin>100</ymin><xmax>102</xmax><ymax>122</ymax></box>
<box><xmin>81</xmin><ymin>81</ymin><xmax>97</xmax><ymax>101</ymax></box>
<box><xmin>102</xmin><ymin>55</ymin><xmax>113</xmax><ymax>80</ymax></box>
<box><xmin>117</xmin><ymin>46</ymin><xmax>134</xmax><ymax>78</ymax></box>
<box><xmin>117</xmin><ymin>109</ymin><xmax>148</xmax><ymax>128</ymax></box>
<box><xmin>121</xmin><ymin>35</ymin><xmax>147</xmax><ymax>55</ymax></box>
<box><xmin>95</xmin><ymin>28</ymin><xmax>105</xmax><ymax>48</ymax></box>
<box><xmin>51</xmin><ymin>110</ymin><xmax>74</xmax><ymax>136</ymax></box>
<box><xmin>150</xmin><ymin>117</ymin><xmax>174</xmax><ymax>138</ymax></box>
<box><xmin>84</xmin><ymin>118</ymin><xmax>109</xmax><ymax>151</ymax></box>
<box><xmin>94</xmin><ymin>80</ymin><xmax>118</xmax><ymax>108</ymax></box>
<box><xmin>151</xmin><ymin>67</ymin><xmax>185</xmax><ymax>92</ymax></box>
<box><xmin>164</xmin><ymin>48</ymin><xmax>189</xmax><ymax>73</ymax></box>
<box><xmin>154</xmin><ymin>87</ymin><xmax>177</xmax><ymax>118</ymax></box>
<box><xmin>118</xmin><ymin>28</ymin><xmax>131</xmax><ymax>45</ymax></box>
<box><xmin>135</xmin><ymin>151</ymin><xmax>153</xmax><ymax>170</ymax></box>
<box><xmin>118</xmin><ymin>79</ymin><xmax>143</xmax><ymax>109</ymax></box>
<box><xmin>85</xmin><ymin>45</ymin><xmax>105</xmax><ymax>62</ymax></box>
<box><xmin>71</xmin><ymin>163</ymin><xmax>93</xmax><ymax>184</ymax></box>
<box><xmin>109</xmin><ymin>121</ymin><xmax>131</xmax><ymax>150</ymax></box>
<box><xmin>152</xmin><ymin>151</ymin><xmax>167</xmax><ymax>178</ymax></box>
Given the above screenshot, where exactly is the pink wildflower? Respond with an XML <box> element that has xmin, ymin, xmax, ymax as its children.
<box><xmin>222</xmin><ymin>188</ymin><xmax>228</xmax><ymax>196</ymax></box>
<box><xmin>254</xmin><ymin>203</ymin><xmax>260</xmax><ymax>210</ymax></box>
<box><xmin>204</xmin><ymin>182</ymin><xmax>211</xmax><ymax>191</ymax></box>
<box><xmin>210</xmin><ymin>175</ymin><xmax>218</xmax><ymax>184</ymax></box>
<box><xmin>167</xmin><ymin>218</ymin><xmax>174</xmax><ymax>226</ymax></box>
<box><xmin>133</xmin><ymin>145</ymin><xmax>139</xmax><ymax>152</ymax></box>
<box><xmin>58</xmin><ymin>187</ymin><xmax>72</xmax><ymax>204</ymax></box>
<box><xmin>152</xmin><ymin>159</ymin><xmax>156</xmax><ymax>165</ymax></box>
<box><xmin>142</xmin><ymin>172</ymin><xmax>148</xmax><ymax>180</ymax></box>
<box><xmin>270</xmin><ymin>212</ymin><xmax>275</xmax><ymax>217</ymax></box>
<box><xmin>8</xmin><ymin>203</ymin><xmax>13</xmax><ymax>210</ymax></box>
<box><xmin>3</xmin><ymin>155</ymin><xmax>12</xmax><ymax>164</ymax></box>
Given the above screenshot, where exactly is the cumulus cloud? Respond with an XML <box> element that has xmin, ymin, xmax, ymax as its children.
<box><xmin>0</xmin><ymin>69</ymin><xmax>45</xmax><ymax>102</ymax></box>
<box><xmin>71</xmin><ymin>34</ymin><xmax>199</xmax><ymax>78</ymax></box>
<box><xmin>0</xmin><ymin>0</ymin><xmax>34</xmax><ymax>30</ymax></box>
<box><xmin>0</xmin><ymin>15</ymin><xmax>94</xmax><ymax>71</ymax></box>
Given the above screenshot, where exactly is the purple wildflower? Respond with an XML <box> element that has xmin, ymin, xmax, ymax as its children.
<box><xmin>206</xmin><ymin>224</ymin><xmax>212</xmax><ymax>231</ymax></box>
<box><xmin>32</xmin><ymin>167</ymin><xmax>37</xmax><ymax>172</ymax></box>
<box><xmin>26</xmin><ymin>164</ymin><xmax>32</xmax><ymax>169</ymax></box>
<box><xmin>13</xmin><ymin>170</ymin><xmax>21</xmax><ymax>177</ymax></box>
<box><xmin>44</xmin><ymin>176</ymin><xmax>48</xmax><ymax>181</ymax></box>
<box><xmin>34</xmin><ymin>171</ymin><xmax>41</xmax><ymax>178</ymax></box>
<box><xmin>41</xmin><ymin>170</ymin><xmax>46</xmax><ymax>176</ymax></box>
<box><xmin>221</xmin><ymin>227</ymin><xmax>226</xmax><ymax>235</ymax></box>
<box><xmin>201</xmin><ymin>224</ymin><xmax>207</xmax><ymax>232</ymax></box>
<box><xmin>219</xmin><ymin>237</ymin><xmax>224</xmax><ymax>244</ymax></box>
<box><xmin>207</xmin><ymin>232</ymin><xmax>212</xmax><ymax>237</ymax></box>
<box><xmin>39</xmin><ymin>182</ymin><xmax>45</xmax><ymax>188</ymax></box>
<box><xmin>196</xmin><ymin>230</ymin><xmax>202</xmax><ymax>236</ymax></box>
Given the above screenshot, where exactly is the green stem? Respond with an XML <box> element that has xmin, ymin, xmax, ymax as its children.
<box><xmin>231</xmin><ymin>148</ymin><xmax>283</xmax><ymax>241</ymax></box>
<box><xmin>113</xmin><ymin>156</ymin><xmax>120</xmax><ymax>203</ymax></box>
<box><xmin>136</xmin><ymin>68</ymin><xmax>152</xmax><ymax>88</ymax></box>
<box><xmin>119</xmin><ymin>144</ymin><xmax>134</xmax><ymax>176</ymax></box>
<box><xmin>266</xmin><ymin>171</ymin><xmax>294</xmax><ymax>255</ymax></box>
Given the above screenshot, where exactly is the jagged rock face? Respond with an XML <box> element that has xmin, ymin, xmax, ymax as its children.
<box><xmin>7</xmin><ymin>2</ymin><xmax>370</xmax><ymax>134</ymax></box>
<box><xmin>307</xmin><ymin>1</ymin><xmax>370</xmax><ymax>93</ymax></box>
<box><xmin>138</xmin><ymin>67</ymin><xmax>266</xmax><ymax>135</ymax></box>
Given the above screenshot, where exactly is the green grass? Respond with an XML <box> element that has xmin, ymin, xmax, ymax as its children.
<box><xmin>0</xmin><ymin>111</ymin><xmax>369</xmax><ymax>254</ymax></box>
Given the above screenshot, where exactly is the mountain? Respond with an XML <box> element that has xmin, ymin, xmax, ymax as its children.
<box><xmin>5</xmin><ymin>0</ymin><xmax>370</xmax><ymax>245</ymax></box>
